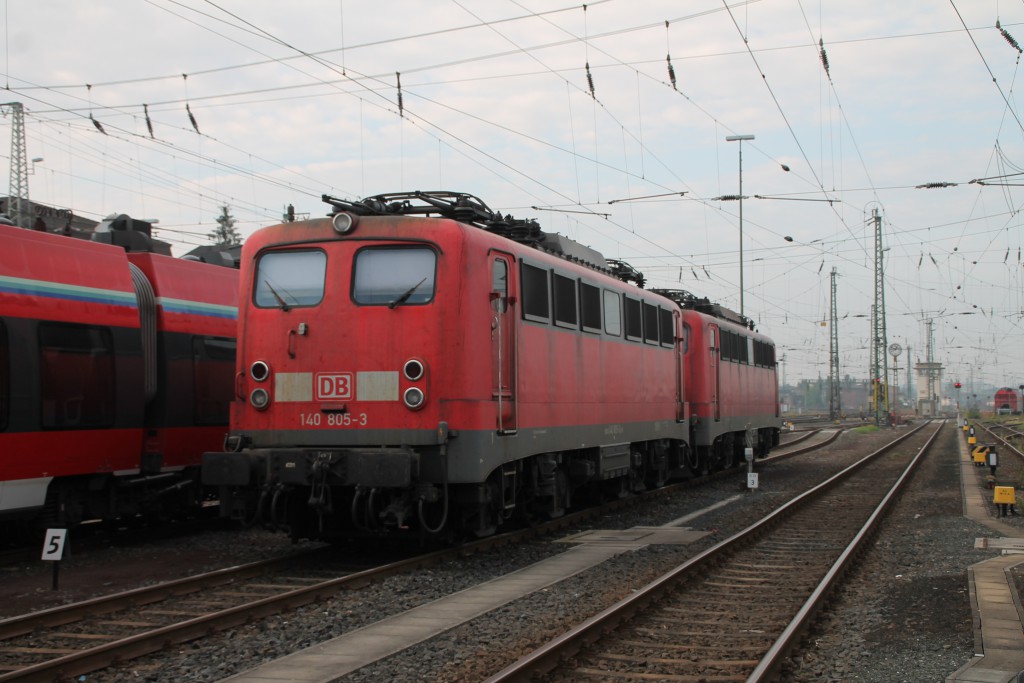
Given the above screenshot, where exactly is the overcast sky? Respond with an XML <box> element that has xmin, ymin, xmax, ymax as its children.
<box><xmin>3</xmin><ymin>0</ymin><xmax>1024</xmax><ymax>391</ymax></box>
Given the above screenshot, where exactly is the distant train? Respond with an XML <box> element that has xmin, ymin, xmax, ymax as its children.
<box><xmin>0</xmin><ymin>216</ymin><xmax>238</xmax><ymax>534</ymax></box>
<box><xmin>994</xmin><ymin>387</ymin><xmax>1020</xmax><ymax>415</ymax></box>
<box><xmin>203</xmin><ymin>191</ymin><xmax>780</xmax><ymax>542</ymax></box>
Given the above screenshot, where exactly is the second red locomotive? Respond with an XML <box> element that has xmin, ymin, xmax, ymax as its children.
<box><xmin>203</xmin><ymin>192</ymin><xmax>780</xmax><ymax>541</ymax></box>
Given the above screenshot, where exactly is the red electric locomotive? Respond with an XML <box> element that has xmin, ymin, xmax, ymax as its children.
<box><xmin>203</xmin><ymin>192</ymin><xmax>781</xmax><ymax>542</ymax></box>
<box><xmin>994</xmin><ymin>387</ymin><xmax>1019</xmax><ymax>415</ymax></box>
<box><xmin>0</xmin><ymin>216</ymin><xmax>238</xmax><ymax>532</ymax></box>
<box><xmin>651</xmin><ymin>290</ymin><xmax>780</xmax><ymax>470</ymax></box>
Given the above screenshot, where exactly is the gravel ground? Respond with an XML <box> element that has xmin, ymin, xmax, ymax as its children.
<box><xmin>780</xmin><ymin>423</ymin><xmax>1012</xmax><ymax>683</ymax></box>
<box><xmin>4</xmin><ymin>424</ymin><xmax>1019</xmax><ymax>683</ymax></box>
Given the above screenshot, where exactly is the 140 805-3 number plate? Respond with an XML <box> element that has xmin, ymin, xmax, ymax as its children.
<box><xmin>300</xmin><ymin>412</ymin><xmax>368</xmax><ymax>427</ymax></box>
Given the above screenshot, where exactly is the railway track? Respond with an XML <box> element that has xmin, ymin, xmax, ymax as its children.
<box><xmin>0</xmin><ymin>429</ymin><xmax>843</xmax><ymax>682</ymax></box>
<box><xmin>486</xmin><ymin>420</ymin><xmax>941</xmax><ymax>683</ymax></box>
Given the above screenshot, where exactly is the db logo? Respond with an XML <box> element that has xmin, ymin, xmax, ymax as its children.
<box><xmin>315</xmin><ymin>372</ymin><xmax>353</xmax><ymax>400</ymax></box>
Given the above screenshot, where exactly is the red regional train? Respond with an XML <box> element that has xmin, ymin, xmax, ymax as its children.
<box><xmin>994</xmin><ymin>387</ymin><xmax>1020</xmax><ymax>415</ymax></box>
<box><xmin>0</xmin><ymin>216</ymin><xmax>238</xmax><ymax>534</ymax></box>
<box><xmin>202</xmin><ymin>192</ymin><xmax>781</xmax><ymax>541</ymax></box>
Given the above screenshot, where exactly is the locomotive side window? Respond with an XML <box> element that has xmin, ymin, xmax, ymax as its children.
<box><xmin>603</xmin><ymin>290</ymin><xmax>621</xmax><ymax>336</ymax></box>
<box><xmin>624</xmin><ymin>296</ymin><xmax>642</xmax><ymax>341</ymax></box>
<box><xmin>552</xmin><ymin>273</ymin><xmax>578</xmax><ymax>329</ymax></box>
<box><xmin>353</xmin><ymin>247</ymin><xmax>436</xmax><ymax>306</ymax></box>
<box><xmin>659</xmin><ymin>308</ymin><xmax>674</xmax><ymax>348</ymax></box>
<box><xmin>642</xmin><ymin>301</ymin><xmax>660</xmax><ymax>345</ymax></box>
<box><xmin>0</xmin><ymin>321</ymin><xmax>7</xmax><ymax>432</ymax></box>
<box><xmin>38</xmin><ymin>323</ymin><xmax>115</xmax><ymax>429</ymax></box>
<box><xmin>254</xmin><ymin>250</ymin><xmax>327</xmax><ymax>308</ymax></box>
<box><xmin>580</xmin><ymin>282</ymin><xmax>601</xmax><ymax>333</ymax></box>
<box><xmin>521</xmin><ymin>263</ymin><xmax>550</xmax><ymax>322</ymax></box>
<box><xmin>192</xmin><ymin>336</ymin><xmax>237</xmax><ymax>425</ymax></box>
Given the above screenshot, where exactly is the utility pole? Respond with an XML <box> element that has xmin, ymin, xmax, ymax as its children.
<box><xmin>827</xmin><ymin>269</ymin><xmax>840</xmax><ymax>417</ymax></box>
<box><xmin>869</xmin><ymin>208</ymin><xmax>889</xmax><ymax>425</ymax></box>
<box><xmin>3</xmin><ymin>102</ymin><xmax>29</xmax><ymax>228</ymax></box>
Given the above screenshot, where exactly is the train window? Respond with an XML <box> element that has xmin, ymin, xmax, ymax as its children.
<box><xmin>642</xmin><ymin>301</ymin><xmax>659</xmax><ymax>344</ymax></box>
<box><xmin>521</xmin><ymin>263</ymin><xmax>550</xmax><ymax>322</ymax></box>
<box><xmin>580</xmin><ymin>282</ymin><xmax>601</xmax><ymax>333</ymax></box>
<box><xmin>193</xmin><ymin>336</ymin><xmax>237</xmax><ymax>425</ymax></box>
<box><xmin>659</xmin><ymin>308</ymin><xmax>674</xmax><ymax>348</ymax></box>
<box><xmin>744</xmin><ymin>336</ymin><xmax>753</xmax><ymax>364</ymax></box>
<box><xmin>754</xmin><ymin>339</ymin><xmax>771</xmax><ymax>366</ymax></box>
<box><xmin>254</xmin><ymin>250</ymin><xmax>327</xmax><ymax>308</ymax></box>
<box><xmin>721</xmin><ymin>330</ymin><xmax>735</xmax><ymax>361</ymax></box>
<box><xmin>682</xmin><ymin>323</ymin><xmax>691</xmax><ymax>354</ymax></box>
<box><xmin>353</xmin><ymin>247</ymin><xmax>436</xmax><ymax>306</ymax></box>
<box><xmin>0</xmin><ymin>321</ymin><xmax>7</xmax><ymax>432</ymax></box>
<box><xmin>624</xmin><ymin>296</ymin><xmax>642</xmax><ymax>341</ymax></box>
<box><xmin>39</xmin><ymin>323</ymin><xmax>115</xmax><ymax>429</ymax></box>
<box><xmin>552</xmin><ymin>273</ymin><xmax>578</xmax><ymax>329</ymax></box>
<box><xmin>603</xmin><ymin>290</ymin><xmax>621</xmax><ymax>336</ymax></box>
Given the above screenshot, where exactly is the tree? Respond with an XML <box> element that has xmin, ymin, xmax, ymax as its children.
<box><xmin>209</xmin><ymin>205</ymin><xmax>242</xmax><ymax>246</ymax></box>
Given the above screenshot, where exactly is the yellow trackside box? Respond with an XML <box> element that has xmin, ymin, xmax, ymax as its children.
<box><xmin>972</xmin><ymin>446</ymin><xmax>989</xmax><ymax>464</ymax></box>
<box><xmin>968</xmin><ymin>435</ymin><xmax>977</xmax><ymax>446</ymax></box>
<box><xmin>963</xmin><ymin>424</ymin><xmax>969</xmax><ymax>431</ymax></box>
<box><xmin>994</xmin><ymin>487</ymin><xmax>1016</xmax><ymax>505</ymax></box>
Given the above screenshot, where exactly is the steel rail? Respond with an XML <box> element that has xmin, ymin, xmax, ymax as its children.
<box><xmin>746</xmin><ymin>421</ymin><xmax>944</xmax><ymax>681</ymax></box>
<box><xmin>0</xmin><ymin>428</ymin><xmax>840</xmax><ymax>682</ymax></box>
<box><xmin>484</xmin><ymin>421</ymin><xmax>934</xmax><ymax>683</ymax></box>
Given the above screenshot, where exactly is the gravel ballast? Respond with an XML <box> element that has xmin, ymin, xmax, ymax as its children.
<box><xmin>2</xmin><ymin>424</ymin><xmax>1019</xmax><ymax>682</ymax></box>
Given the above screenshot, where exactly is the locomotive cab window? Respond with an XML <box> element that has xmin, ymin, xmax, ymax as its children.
<box><xmin>254</xmin><ymin>250</ymin><xmax>327</xmax><ymax>308</ymax></box>
<box><xmin>39</xmin><ymin>323</ymin><xmax>115</xmax><ymax>429</ymax></box>
<box><xmin>353</xmin><ymin>246</ymin><xmax>437</xmax><ymax>306</ymax></box>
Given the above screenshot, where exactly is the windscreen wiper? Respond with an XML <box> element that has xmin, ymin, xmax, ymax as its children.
<box><xmin>388</xmin><ymin>277</ymin><xmax>428</xmax><ymax>309</ymax></box>
<box><xmin>264</xmin><ymin>280</ymin><xmax>291</xmax><ymax>312</ymax></box>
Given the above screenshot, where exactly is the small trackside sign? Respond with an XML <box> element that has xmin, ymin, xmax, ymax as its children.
<box><xmin>316</xmin><ymin>372</ymin><xmax>353</xmax><ymax>401</ymax></box>
<box><xmin>42</xmin><ymin>528</ymin><xmax>68</xmax><ymax>561</ymax></box>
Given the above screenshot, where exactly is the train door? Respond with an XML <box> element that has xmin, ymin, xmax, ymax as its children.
<box><xmin>708</xmin><ymin>323</ymin><xmax>721</xmax><ymax>421</ymax></box>
<box><xmin>491</xmin><ymin>254</ymin><xmax>517</xmax><ymax>433</ymax></box>
<box><xmin>675</xmin><ymin>311</ymin><xmax>685</xmax><ymax>421</ymax></box>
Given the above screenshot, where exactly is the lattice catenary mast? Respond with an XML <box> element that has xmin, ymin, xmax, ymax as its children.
<box><xmin>868</xmin><ymin>208</ymin><xmax>889</xmax><ymax>425</ymax></box>
<box><xmin>829</xmin><ymin>267</ymin><xmax>841</xmax><ymax>420</ymax></box>
<box><xmin>3</xmin><ymin>102</ymin><xmax>29</xmax><ymax>228</ymax></box>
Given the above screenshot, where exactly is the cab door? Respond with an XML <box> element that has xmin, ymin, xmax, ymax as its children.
<box><xmin>490</xmin><ymin>254</ymin><xmax>517</xmax><ymax>433</ymax></box>
<box><xmin>708</xmin><ymin>323</ymin><xmax>721</xmax><ymax>421</ymax></box>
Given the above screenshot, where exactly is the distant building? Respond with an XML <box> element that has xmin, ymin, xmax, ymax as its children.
<box><xmin>914</xmin><ymin>361</ymin><xmax>943</xmax><ymax>417</ymax></box>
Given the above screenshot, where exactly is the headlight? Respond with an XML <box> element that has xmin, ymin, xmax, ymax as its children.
<box><xmin>251</xmin><ymin>360</ymin><xmax>270</xmax><ymax>382</ymax></box>
<box><xmin>250</xmin><ymin>387</ymin><xmax>271</xmax><ymax>411</ymax></box>
<box><xmin>403</xmin><ymin>387</ymin><xmax>425</xmax><ymax>410</ymax></box>
<box><xmin>404</xmin><ymin>359</ymin><xmax>425</xmax><ymax>381</ymax></box>
<box><xmin>332</xmin><ymin>212</ymin><xmax>357</xmax><ymax>234</ymax></box>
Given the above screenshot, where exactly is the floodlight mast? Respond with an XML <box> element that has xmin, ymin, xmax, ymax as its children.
<box><xmin>725</xmin><ymin>134</ymin><xmax>755</xmax><ymax>317</ymax></box>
